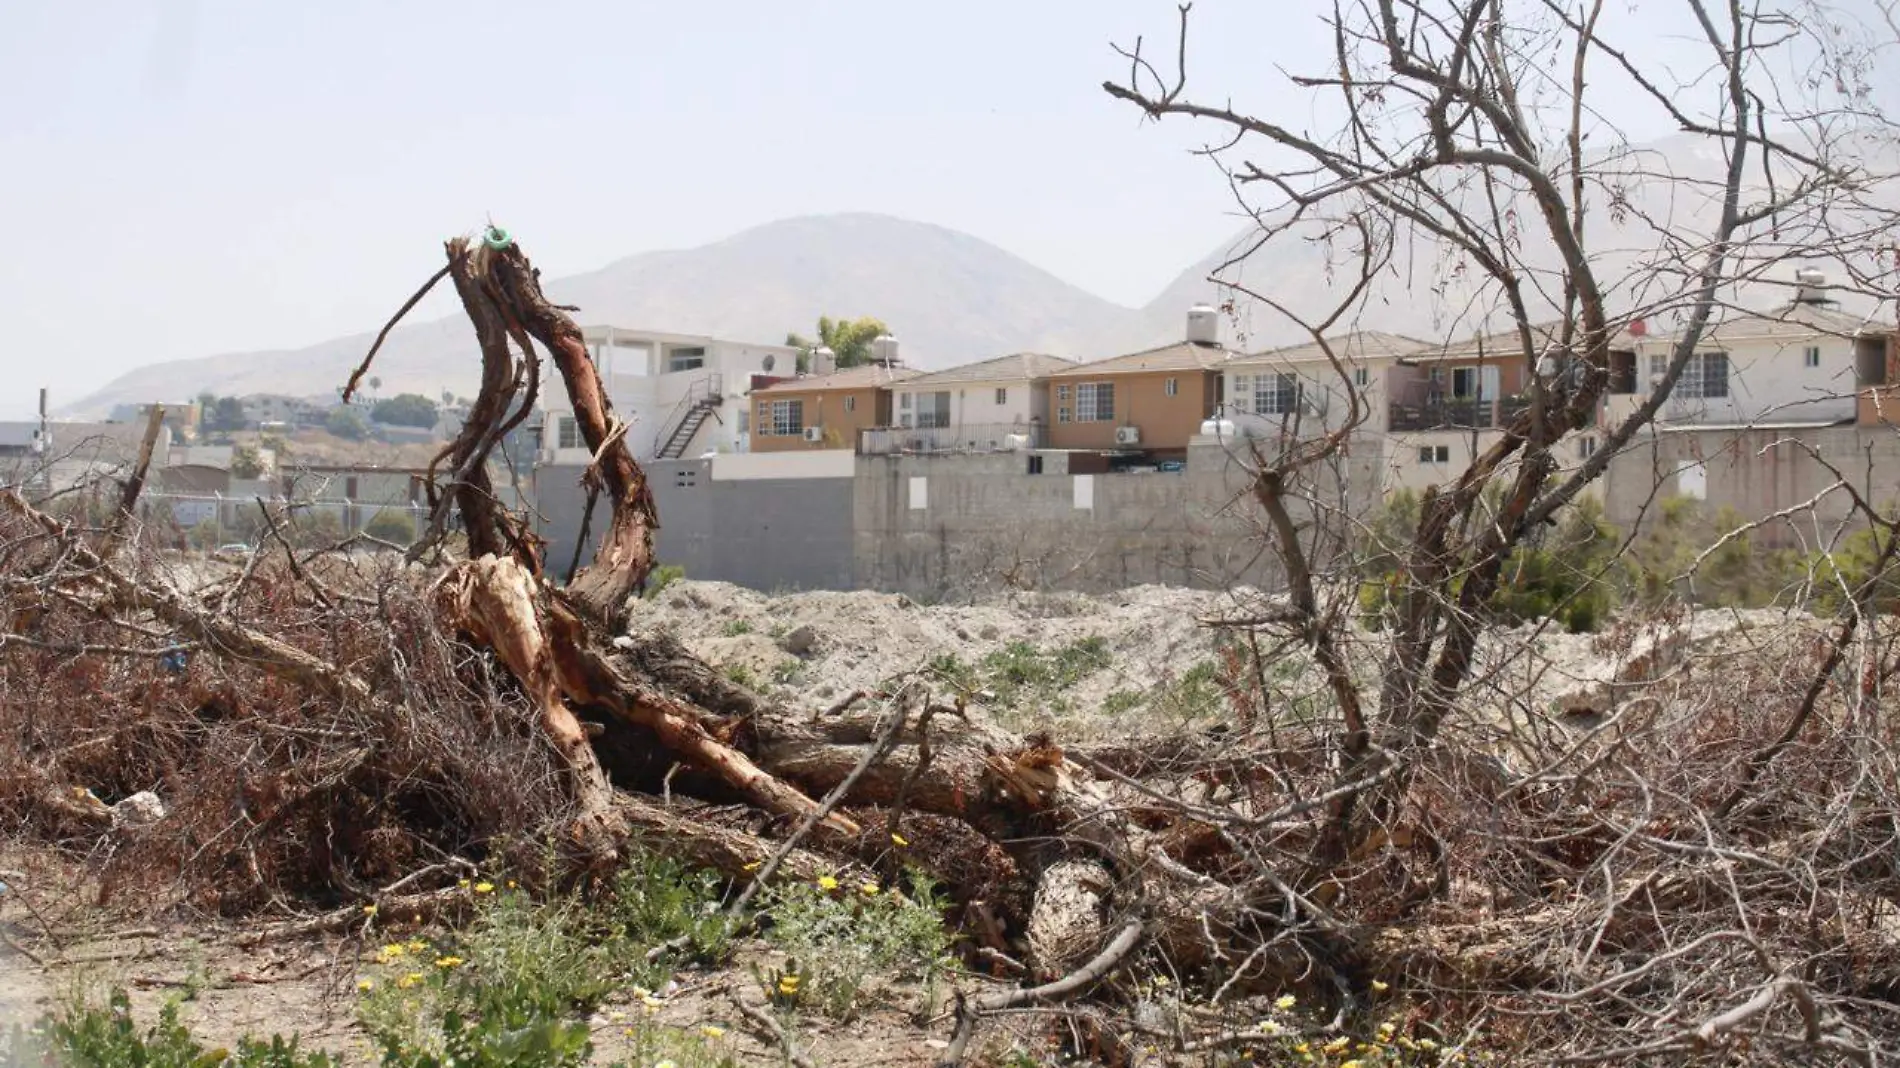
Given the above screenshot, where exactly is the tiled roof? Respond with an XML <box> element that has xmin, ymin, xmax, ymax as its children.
<box><xmin>752</xmin><ymin>364</ymin><xmax>921</xmax><ymax>394</ymax></box>
<box><xmin>1044</xmin><ymin>341</ymin><xmax>1232</xmax><ymax>377</ymax></box>
<box><xmin>1230</xmin><ymin>331</ymin><xmax>1425</xmax><ymax>368</ymax></box>
<box><xmin>896</xmin><ymin>353</ymin><xmax>1078</xmax><ymax>387</ymax></box>
<box><xmin>1693</xmin><ymin>301</ymin><xmax>1892</xmax><ymax>343</ymax></box>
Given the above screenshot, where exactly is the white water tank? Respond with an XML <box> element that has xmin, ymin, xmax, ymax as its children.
<box><xmin>1186</xmin><ymin>304</ymin><xmax>1220</xmax><ymax>345</ymax></box>
<box><xmin>871</xmin><ymin>335</ymin><xmax>902</xmax><ymax>366</ymax></box>
<box><xmin>811</xmin><ymin>346</ymin><xmax>837</xmax><ymax>376</ymax></box>
<box><xmin>1199</xmin><ymin>416</ymin><xmax>1238</xmax><ymax>439</ymax></box>
<box><xmin>1794</xmin><ymin>267</ymin><xmax>1831</xmax><ymax>304</ymax></box>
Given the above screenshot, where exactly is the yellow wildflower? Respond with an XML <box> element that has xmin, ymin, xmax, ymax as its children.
<box><xmin>1257</xmin><ymin>1020</ymin><xmax>1282</xmax><ymax>1035</ymax></box>
<box><xmin>1275</xmin><ymin>994</ymin><xmax>1296</xmax><ymax>1010</ymax></box>
<box><xmin>506</xmin><ymin>880</ymin><xmax>517</xmax><ymax>889</ymax></box>
<box><xmin>357</xmin><ymin>979</ymin><xmax>374</xmax><ymax>992</ymax></box>
<box><xmin>1323</xmin><ymin>1036</ymin><xmax>1352</xmax><ymax>1054</ymax></box>
<box><xmin>457</xmin><ymin>879</ymin><xmax>470</xmax><ymax>888</ymax></box>
<box><xmin>378</xmin><ymin>944</ymin><xmax>406</xmax><ymax>961</ymax></box>
<box><xmin>362</xmin><ymin>904</ymin><xmax>378</xmax><ymax>917</ymax></box>
<box><xmin>817</xmin><ymin>875</ymin><xmax>839</xmax><ymax>891</ymax></box>
<box><xmin>1371</xmin><ymin>979</ymin><xmax>1389</xmax><ymax>993</ymax></box>
<box><xmin>406</xmin><ymin>939</ymin><xmax>427</xmax><ymax>953</ymax></box>
<box><xmin>777</xmin><ymin>975</ymin><xmax>801</xmax><ymax>996</ymax></box>
<box><xmin>1293</xmin><ymin>1043</ymin><xmax>1310</xmax><ymax>1054</ymax></box>
<box><xmin>474</xmin><ymin>882</ymin><xmax>494</xmax><ymax>894</ymax></box>
<box><xmin>1417</xmin><ymin>1038</ymin><xmax>1439</xmax><ymax>1051</ymax></box>
<box><xmin>860</xmin><ymin>881</ymin><xmax>880</xmax><ymax>896</ymax></box>
<box><xmin>890</xmin><ymin>833</ymin><xmax>909</xmax><ymax>847</ymax></box>
<box><xmin>655</xmin><ymin>1061</ymin><xmax>677</xmax><ymax>1068</ymax></box>
<box><xmin>642</xmin><ymin>994</ymin><xmax>665</xmax><ymax>1010</ymax></box>
<box><xmin>1153</xmin><ymin>975</ymin><xmax>1170</xmax><ymax>988</ymax></box>
<box><xmin>701</xmin><ymin>1025</ymin><xmax>725</xmax><ymax>1038</ymax></box>
<box><xmin>434</xmin><ymin>956</ymin><xmax>464</xmax><ymax>969</ymax></box>
<box><xmin>396</xmin><ymin>972</ymin><xmax>424</xmax><ymax>990</ymax></box>
<box><xmin>1378</xmin><ymin>1021</ymin><xmax>1395</xmax><ymax>1035</ymax></box>
<box><xmin>742</xmin><ymin>861</ymin><xmax>762</xmax><ymax>872</ymax></box>
<box><xmin>1341</xmin><ymin>1061</ymin><xmax>1362</xmax><ymax>1068</ymax></box>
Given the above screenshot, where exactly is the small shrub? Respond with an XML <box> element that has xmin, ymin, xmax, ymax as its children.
<box><xmin>24</xmin><ymin>991</ymin><xmax>337</xmax><ymax>1068</ymax></box>
<box><xmin>645</xmin><ymin>564</ymin><xmax>687</xmax><ymax>600</ymax></box>
<box><xmin>762</xmin><ymin>870</ymin><xmax>954</xmax><ymax>1019</ymax></box>
<box><xmin>607</xmin><ymin>851</ymin><xmax>732</xmax><ymax>986</ymax></box>
<box><xmin>770</xmin><ymin>660</ymin><xmax>806</xmax><ymax>686</ymax></box>
<box><xmin>364</xmin><ymin>509</ymin><xmax>417</xmax><ymax>546</ymax></box>
<box><xmin>723</xmin><ymin>663</ymin><xmax>758</xmax><ymax>689</ymax></box>
<box><xmin>720</xmin><ymin>619</ymin><xmax>753</xmax><ymax>637</ymax></box>
<box><xmin>1101</xmin><ymin>690</ymin><xmax>1145</xmax><ymax>717</ymax></box>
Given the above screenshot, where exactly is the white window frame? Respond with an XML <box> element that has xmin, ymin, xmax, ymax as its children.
<box><xmin>1056</xmin><ymin>384</ymin><xmax>1071</xmax><ymax>402</ymax></box>
<box><xmin>1353</xmin><ymin>366</ymin><xmax>1370</xmax><ymax>388</ymax></box>
<box><xmin>1253</xmin><ymin>373</ymin><xmax>1299</xmax><ymax>415</ymax></box>
<box><xmin>1075</xmin><ymin>382</ymin><xmax>1115</xmax><ymax>423</ymax></box>
<box><xmin>1803</xmin><ymin>345</ymin><xmax>1822</xmax><ymax>368</ymax></box>
<box><xmin>555</xmin><ymin>415</ymin><xmax>583</xmax><ymax>450</ymax></box>
<box><xmin>1418</xmin><ymin>444</ymin><xmax>1449</xmax><ymax>464</ymax></box>
<box><xmin>1579</xmin><ymin>436</ymin><xmax>1598</xmax><ymax>458</ymax></box>
<box><xmin>995</xmin><ymin>387</ymin><xmax>1008</xmax><ymax>405</ymax></box>
<box><xmin>1164</xmin><ymin>377</ymin><xmax>1178</xmax><ymax>397</ymax></box>
<box><xmin>1057</xmin><ymin>406</ymin><xmax>1071</xmax><ymax>423</ymax></box>
<box><xmin>916</xmin><ymin>391</ymin><xmax>952</xmax><ymax>429</ymax></box>
<box><xmin>770</xmin><ymin>399</ymin><xmax>803</xmax><ymax>437</ymax></box>
<box><xmin>1676</xmin><ymin>351</ymin><xmax>1731</xmax><ymax>399</ymax></box>
<box><xmin>899</xmin><ymin>392</ymin><xmax>911</xmax><ymax>410</ymax></box>
<box><xmin>844</xmin><ymin>395</ymin><xmax>856</xmax><ymax>413</ymax></box>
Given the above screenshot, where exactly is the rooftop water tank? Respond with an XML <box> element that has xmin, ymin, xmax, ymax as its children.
<box><xmin>1186</xmin><ymin>304</ymin><xmax>1220</xmax><ymax>345</ymax></box>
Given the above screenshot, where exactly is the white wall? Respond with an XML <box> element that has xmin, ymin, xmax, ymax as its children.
<box><xmin>1221</xmin><ymin>359</ymin><xmax>1390</xmax><ymax>439</ymax></box>
<box><xmin>1631</xmin><ymin>334</ymin><xmax>1860</xmax><ymax>426</ymax></box>
<box><xmin>892</xmin><ymin>379</ymin><xmax>1045</xmax><ymax>449</ymax></box>
<box><xmin>545</xmin><ymin>330</ymin><xmax>798</xmax><ymax>463</ymax></box>
<box><xmin>710</xmin><ymin>450</ymin><xmax>856</xmax><ymax>481</ymax></box>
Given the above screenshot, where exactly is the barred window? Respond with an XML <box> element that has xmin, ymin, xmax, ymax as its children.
<box><xmin>770</xmin><ymin>399</ymin><xmax>803</xmax><ymax>436</ymax></box>
<box><xmin>1075</xmin><ymin>383</ymin><xmax>1115</xmax><ymax>422</ymax></box>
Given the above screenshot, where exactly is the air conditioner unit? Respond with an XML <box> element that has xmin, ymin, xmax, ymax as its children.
<box><xmin>1114</xmin><ymin>426</ymin><xmax>1141</xmax><ymax>446</ymax></box>
<box><xmin>803</xmin><ymin>426</ymin><xmax>825</xmax><ymax>443</ymax></box>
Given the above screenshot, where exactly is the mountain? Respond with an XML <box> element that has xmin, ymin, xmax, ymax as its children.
<box><xmin>62</xmin><ymin>214</ymin><xmax>1158</xmax><ymax>418</ymax></box>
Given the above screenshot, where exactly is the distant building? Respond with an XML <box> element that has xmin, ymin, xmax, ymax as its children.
<box><xmin>1043</xmin><ymin>308</ymin><xmax>1233</xmax><ymax>459</ymax></box>
<box><xmin>871</xmin><ymin>352</ymin><xmax>1075</xmax><ymax>454</ymax></box>
<box><xmin>750</xmin><ymin>363</ymin><xmax>920</xmax><ymax>452</ymax></box>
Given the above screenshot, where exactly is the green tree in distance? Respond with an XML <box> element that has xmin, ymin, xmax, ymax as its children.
<box><xmin>326</xmin><ymin>405</ymin><xmax>369</xmax><ymax>440</ymax></box>
<box><xmin>371</xmin><ymin>392</ymin><xmax>440</xmax><ymax>428</ymax></box>
<box><xmin>787</xmin><ymin>315</ymin><xmax>890</xmax><ymax>374</ymax></box>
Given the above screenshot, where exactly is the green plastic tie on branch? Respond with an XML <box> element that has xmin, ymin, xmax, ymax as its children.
<box><xmin>483</xmin><ymin>226</ymin><xmax>514</xmax><ymax>251</ymax></box>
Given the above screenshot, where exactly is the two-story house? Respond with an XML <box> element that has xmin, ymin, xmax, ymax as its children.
<box><xmin>539</xmin><ymin>326</ymin><xmax>797</xmax><ymax>465</ymax></box>
<box><xmin>1043</xmin><ymin>308</ymin><xmax>1232</xmax><ymax>459</ymax></box>
<box><xmin>1218</xmin><ymin>331</ymin><xmax>1424</xmax><ymax>441</ymax></box>
<box><xmin>871</xmin><ymin>353</ymin><xmax>1076</xmax><ymax>453</ymax></box>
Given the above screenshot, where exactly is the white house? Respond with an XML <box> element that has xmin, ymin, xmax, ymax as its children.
<box><xmin>1218</xmin><ymin>331</ymin><xmax>1423</xmax><ymax>439</ymax></box>
<box><xmin>878</xmin><ymin>352</ymin><xmax>1077</xmax><ymax>453</ymax></box>
<box><xmin>1610</xmin><ymin>282</ymin><xmax>1891</xmax><ymax>430</ymax></box>
<box><xmin>539</xmin><ymin>326</ymin><xmax>798</xmax><ymax>465</ymax></box>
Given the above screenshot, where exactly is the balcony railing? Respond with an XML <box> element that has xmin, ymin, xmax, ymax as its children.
<box><xmin>858</xmin><ymin>422</ymin><xmax>1048</xmax><ymax>455</ymax></box>
<box><xmin>1387</xmin><ymin>396</ymin><xmax>1536</xmax><ymax>432</ymax></box>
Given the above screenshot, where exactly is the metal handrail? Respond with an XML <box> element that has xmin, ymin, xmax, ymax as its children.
<box><xmin>651</xmin><ymin>373</ymin><xmax>724</xmax><ymax>455</ymax></box>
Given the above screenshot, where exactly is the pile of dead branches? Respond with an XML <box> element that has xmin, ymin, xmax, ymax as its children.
<box><xmin>2</xmin><ymin>231</ymin><xmax>1896</xmax><ymax>1065</ymax></box>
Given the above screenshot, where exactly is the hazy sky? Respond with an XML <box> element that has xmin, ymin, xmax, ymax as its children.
<box><xmin>0</xmin><ymin>1</ymin><xmax>1765</xmax><ymax>417</ymax></box>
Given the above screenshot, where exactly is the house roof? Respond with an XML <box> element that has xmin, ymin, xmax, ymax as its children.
<box><xmin>752</xmin><ymin>364</ymin><xmax>921</xmax><ymax>394</ymax></box>
<box><xmin>1045</xmin><ymin>341</ymin><xmax>1232</xmax><ymax>378</ymax></box>
<box><xmin>1687</xmin><ymin>301</ymin><xmax>1893</xmax><ymax>344</ymax></box>
<box><xmin>896</xmin><ymin>352</ymin><xmax>1077</xmax><ymax>388</ymax></box>
<box><xmin>1230</xmin><ymin>331</ymin><xmax>1426</xmax><ymax>369</ymax></box>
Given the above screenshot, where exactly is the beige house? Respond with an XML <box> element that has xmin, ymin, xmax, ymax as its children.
<box><xmin>749</xmin><ymin>364</ymin><xmax>919</xmax><ymax>452</ymax></box>
<box><xmin>1044</xmin><ymin>341</ymin><xmax>1230</xmax><ymax>457</ymax></box>
<box><xmin>875</xmin><ymin>353</ymin><xmax>1075</xmax><ymax>453</ymax></box>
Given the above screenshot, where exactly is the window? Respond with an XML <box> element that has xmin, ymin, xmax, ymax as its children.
<box><xmin>1676</xmin><ymin>351</ymin><xmax>1731</xmax><ymax>399</ymax></box>
<box><xmin>1649</xmin><ymin>354</ymin><xmax>1667</xmax><ymax>378</ymax></box>
<box><xmin>736</xmin><ymin>410</ymin><xmax>749</xmax><ymax>436</ymax></box>
<box><xmin>1056</xmin><ymin>384</ymin><xmax>1071</xmax><ymax>401</ymax></box>
<box><xmin>1237</xmin><ymin>372</ymin><xmax>1297</xmax><ymax>415</ymax></box>
<box><xmin>667</xmin><ymin>346</ymin><xmax>706</xmax><ymax>372</ymax></box>
<box><xmin>1164</xmin><ymin>377</ymin><xmax>1179</xmax><ymax>397</ymax></box>
<box><xmin>1804</xmin><ymin>345</ymin><xmax>1822</xmax><ymax>368</ymax></box>
<box><xmin>1353</xmin><ymin>367</ymin><xmax>1370</xmax><ymax>388</ymax></box>
<box><xmin>1428</xmin><ymin>366</ymin><xmax>1445</xmax><ymax>384</ymax></box>
<box><xmin>1075</xmin><ymin>382</ymin><xmax>1115</xmax><ymax>422</ymax></box>
<box><xmin>1579</xmin><ymin>436</ymin><xmax>1598</xmax><ymax>459</ymax></box>
<box><xmin>1450</xmin><ymin>365</ymin><xmax>1500</xmax><ymax>400</ymax></box>
<box><xmin>844</xmin><ymin>395</ymin><xmax>857</xmax><ymax>413</ymax></box>
<box><xmin>1418</xmin><ymin>445</ymin><xmax>1450</xmax><ymax>464</ymax></box>
<box><xmin>995</xmin><ymin>387</ymin><xmax>1008</xmax><ymax>405</ymax></box>
<box><xmin>916</xmin><ymin>391</ymin><xmax>952</xmax><ymax>429</ymax></box>
<box><xmin>770</xmin><ymin>399</ymin><xmax>803</xmax><ymax>437</ymax></box>
<box><xmin>1057</xmin><ymin>406</ymin><xmax>1071</xmax><ymax>423</ymax></box>
<box><xmin>900</xmin><ymin>393</ymin><xmax>912</xmax><ymax>410</ymax></box>
<box><xmin>556</xmin><ymin>415</ymin><xmax>583</xmax><ymax>450</ymax></box>
<box><xmin>1026</xmin><ymin>455</ymin><xmax>1044</xmax><ymax>475</ymax></box>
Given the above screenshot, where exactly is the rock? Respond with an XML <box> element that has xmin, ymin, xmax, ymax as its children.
<box><xmin>111</xmin><ymin>791</ymin><xmax>167</xmax><ymax>830</ymax></box>
<box><xmin>779</xmin><ymin>625</ymin><xmax>820</xmax><ymax>657</ymax></box>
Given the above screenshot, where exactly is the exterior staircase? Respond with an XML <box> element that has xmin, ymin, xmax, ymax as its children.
<box><xmin>653</xmin><ymin>374</ymin><xmax>724</xmax><ymax>460</ymax></box>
